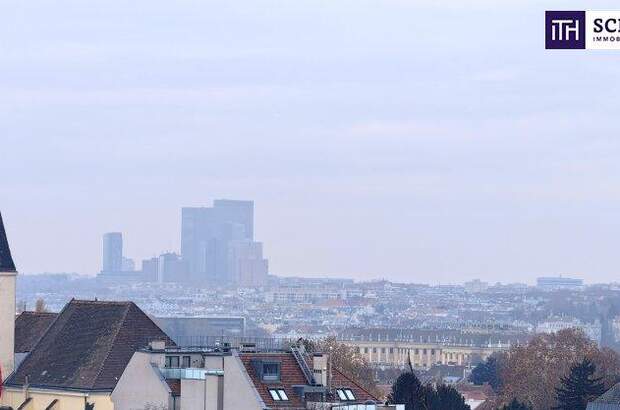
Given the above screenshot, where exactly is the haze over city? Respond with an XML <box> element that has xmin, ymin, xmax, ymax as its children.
<box><xmin>3</xmin><ymin>0</ymin><xmax>620</xmax><ymax>283</ymax></box>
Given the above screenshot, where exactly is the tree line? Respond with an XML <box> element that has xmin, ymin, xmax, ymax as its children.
<box><xmin>471</xmin><ymin>328</ymin><xmax>619</xmax><ymax>409</ymax></box>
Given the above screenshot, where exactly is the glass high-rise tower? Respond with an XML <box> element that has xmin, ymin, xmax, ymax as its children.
<box><xmin>181</xmin><ymin>200</ymin><xmax>266</xmax><ymax>285</ymax></box>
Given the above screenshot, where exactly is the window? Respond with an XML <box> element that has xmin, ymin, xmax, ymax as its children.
<box><xmin>389</xmin><ymin>348</ymin><xmax>394</xmax><ymax>353</ymax></box>
<box><xmin>166</xmin><ymin>356</ymin><xmax>180</xmax><ymax>368</ymax></box>
<box><xmin>269</xmin><ymin>389</ymin><xmax>289</xmax><ymax>401</ymax></box>
<box><xmin>372</xmin><ymin>348</ymin><xmax>377</xmax><ymax>353</ymax></box>
<box><xmin>381</xmin><ymin>348</ymin><xmax>386</xmax><ymax>353</ymax></box>
<box><xmin>262</xmin><ymin>362</ymin><xmax>280</xmax><ymax>381</ymax></box>
<box><xmin>364</xmin><ymin>347</ymin><xmax>368</xmax><ymax>354</ymax></box>
<box><xmin>336</xmin><ymin>388</ymin><xmax>356</xmax><ymax>401</ymax></box>
<box><xmin>182</xmin><ymin>356</ymin><xmax>191</xmax><ymax>368</ymax></box>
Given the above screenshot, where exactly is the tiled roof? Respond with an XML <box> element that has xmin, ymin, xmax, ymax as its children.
<box><xmin>14</xmin><ymin>311</ymin><xmax>58</xmax><ymax>353</ymax></box>
<box><xmin>240</xmin><ymin>352</ymin><xmax>307</xmax><ymax>408</ymax></box>
<box><xmin>7</xmin><ymin>299</ymin><xmax>174</xmax><ymax>391</ymax></box>
<box><xmin>330</xmin><ymin>367</ymin><xmax>378</xmax><ymax>402</ymax></box>
<box><xmin>0</xmin><ymin>212</ymin><xmax>16</xmax><ymax>272</ymax></box>
<box><xmin>239</xmin><ymin>352</ymin><xmax>379</xmax><ymax>409</ymax></box>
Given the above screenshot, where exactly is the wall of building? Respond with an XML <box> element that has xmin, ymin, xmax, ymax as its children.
<box><xmin>179</xmin><ymin>379</ymin><xmax>204</xmax><ymax>410</ymax></box>
<box><xmin>111</xmin><ymin>352</ymin><xmax>171</xmax><ymax>410</ymax></box>
<box><xmin>1</xmin><ymin>388</ymin><xmax>113</xmax><ymax>410</ymax></box>
<box><xmin>0</xmin><ymin>271</ymin><xmax>16</xmax><ymax>381</ymax></box>
<box><xmin>179</xmin><ymin>375</ymin><xmax>222</xmax><ymax>410</ymax></box>
<box><xmin>343</xmin><ymin>341</ymin><xmax>503</xmax><ymax>368</ymax></box>
<box><xmin>222</xmin><ymin>354</ymin><xmax>263</xmax><ymax>410</ymax></box>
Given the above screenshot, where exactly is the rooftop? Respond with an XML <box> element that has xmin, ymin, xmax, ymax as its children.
<box><xmin>14</xmin><ymin>311</ymin><xmax>59</xmax><ymax>353</ymax></box>
<box><xmin>0</xmin><ymin>211</ymin><xmax>16</xmax><ymax>272</ymax></box>
<box><xmin>7</xmin><ymin>299</ymin><xmax>175</xmax><ymax>391</ymax></box>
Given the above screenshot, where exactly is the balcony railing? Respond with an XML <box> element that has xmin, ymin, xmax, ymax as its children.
<box><xmin>160</xmin><ymin>367</ymin><xmax>224</xmax><ymax>380</ymax></box>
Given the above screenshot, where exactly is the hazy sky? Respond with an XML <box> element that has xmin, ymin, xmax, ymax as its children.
<box><xmin>2</xmin><ymin>0</ymin><xmax>620</xmax><ymax>284</ymax></box>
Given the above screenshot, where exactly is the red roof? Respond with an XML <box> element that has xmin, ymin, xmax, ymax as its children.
<box><xmin>239</xmin><ymin>352</ymin><xmax>379</xmax><ymax>409</ymax></box>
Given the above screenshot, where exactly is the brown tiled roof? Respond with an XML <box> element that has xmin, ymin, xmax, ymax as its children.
<box><xmin>7</xmin><ymin>299</ymin><xmax>174</xmax><ymax>391</ymax></box>
<box><xmin>331</xmin><ymin>367</ymin><xmax>379</xmax><ymax>402</ymax></box>
<box><xmin>239</xmin><ymin>352</ymin><xmax>379</xmax><ymax>409</ymax></box>
<box><xmin>240</xmin><ymin>352</ymin><xmax>307</xmax><ymax>409</ymax></box>
<box><xmin>14</xmin><ymin>312</ymin><xmax>58</xmax><ymax>353</ymax></box>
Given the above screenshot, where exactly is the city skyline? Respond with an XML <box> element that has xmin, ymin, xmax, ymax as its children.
<box><xmin>0</xmin><ymin>200</ymin><xmax>607</xmax><ymax>284</ymax></box>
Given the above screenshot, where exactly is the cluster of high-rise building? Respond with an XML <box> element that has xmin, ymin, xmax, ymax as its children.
<box><xmin>98</xmin><ymin>199</ymin><xmax>269</xmax><ymax>287</ymax></box>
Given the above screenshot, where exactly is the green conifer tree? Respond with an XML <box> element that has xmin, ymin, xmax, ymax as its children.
<box><xmin>554</xmin><ymin>358</ymin><xmax>605</xmax><ymax>410</ymax></box>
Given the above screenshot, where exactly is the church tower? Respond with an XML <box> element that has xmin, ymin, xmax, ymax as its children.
<box><xmin>0</xmin><ymin>212</ymin><xmax>17</xmax><ymax>381</ymax></box>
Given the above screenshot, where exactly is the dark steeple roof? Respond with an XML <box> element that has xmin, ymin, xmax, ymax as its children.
<box><xmin>0</xmin><ymin>211</ymin><xmax>17</xmax><ymax>272</ymax></box>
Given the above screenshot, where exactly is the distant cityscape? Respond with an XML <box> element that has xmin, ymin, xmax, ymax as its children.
<box><xmin>4</xmin><ymin>205</ymin><xmax>620</xmax><ymax>409</ymax></box>
<box><xmin>98</xmin><ymin>199</ymin><xmax>269</xmax><ymax>287</ymax></box>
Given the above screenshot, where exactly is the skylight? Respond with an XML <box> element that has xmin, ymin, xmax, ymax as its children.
<box><xmin>336</xmin><ymin>388</ymin><xmax>356</xmax><ymax>401</ymax></box>
<box><xmin>269</xmin><ymin>389</ymin><xmax>289</xmax><ymax>401</ymax></box>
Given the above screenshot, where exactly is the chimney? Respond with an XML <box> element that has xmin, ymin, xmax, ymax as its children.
<box><xmin>313</xmin><ymin>353</ymin><xmax>329</xmax><ymax>386</ymax></box>
<box><xmin>149</xmin><ymin>340</ymin><xmax>166</xmax><ymax>351</ymax></box>
<box><xmin>0</xmin><ymin>212</ymin><xmax>17</xmax><ymax>382</ymax></box>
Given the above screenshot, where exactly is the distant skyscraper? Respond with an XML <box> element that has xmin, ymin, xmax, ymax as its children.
<box><xmin>228</xmin><ymin>240</ymin><xmax>268</xmax><ymax>287</ymax></box>
<box><xmin>141</xmin><ymin>257</ymin><xmax>159</xmax><ymax>282</ymax></box>
<box><xmin>181</xmin><ymin>200</ymin><xmax>266</xmax><ymax>285</ymax></box>
<box><xmin>157</xmin><ymin>252</ymin><xmax>185</xmax><ymax>283</ymax></box>
<box><xmin>213</xmin><ymin>199</ymin><xmax>254</xmax><ymax>240</ymax></box>
<box><xmin>102</xmin><ymin>232</ymin><xmax>123</xmax><ymax>273</ymax></box>
<box><xmin>122</xmin><ymin>257</ymin><xmax>135</xmax><ymax>272</ymax></box>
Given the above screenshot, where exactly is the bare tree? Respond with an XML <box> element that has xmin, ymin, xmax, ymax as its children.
<box><xmin>497</xmin><ymin>328</ymin><xmax>620</xmax><ymax>410</ymax></box>
<box><xmin>35</xmin><ymin>298</ymin><xmax>48</xmax><ymax>313</ymax></box>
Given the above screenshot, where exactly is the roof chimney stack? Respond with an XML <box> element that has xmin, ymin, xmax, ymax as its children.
<box><xmin>312</xmin><ymin>353</ymin><xmax>329</xmax><ymax>387</ymax></box>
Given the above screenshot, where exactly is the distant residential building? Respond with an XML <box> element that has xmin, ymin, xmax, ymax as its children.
<box><xmin>339</xmin><ymin>328</ymin><xmax>523</xmax><ymax>369</ymax></box>
<box><xmin>536</xmin><ymin>318</ymin><xmax>602</xmax><ymax>344</ymax></box>
<box><xmin>536</xmin><ymin>276</ymin><xmax>584</xmax><ymax>291</ymax></box>
<box><xmin>464</xmin><ymin>279</ymin><xmax>489</xmax><ymax>293</ymax></box>
<box><xmin>102</xmin><ymin>232</ymin><xmax>123</xmax><ymax>273</ymax></box>
<box><xmin>181</xmin><ymin>200</ymin><xmax>268</xmax><ymax>286</ymax></box>
<box><xmin>266</xmin><ymin>286</ymin><xmax>347</xmax><ymax>304</ymax></box>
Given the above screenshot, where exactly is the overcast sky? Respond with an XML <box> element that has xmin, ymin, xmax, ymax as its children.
<box><xmin>2</xmin><ymin>0</ymin><xmax>620</xmax><ymax>284</ymax></box>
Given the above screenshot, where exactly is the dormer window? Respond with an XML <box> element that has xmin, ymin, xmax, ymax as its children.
<box><xmin>269</xmin><ymin>389</ymin><xmax>289</xmax><ymax>401</ymax></box>
<box><xmin>252</xmin><ymin>359</ymin><xmax>282</xmax><ymax>382</ymax></box>
<box><xmin>262</xmin><ymin>362</ymin><xmax>280</xmax><ymax>381</ymax></box>
<box><xmin>336</xmin><ymin>388</ymin><xmax>356</xmax><ymax>401</ymax></box>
